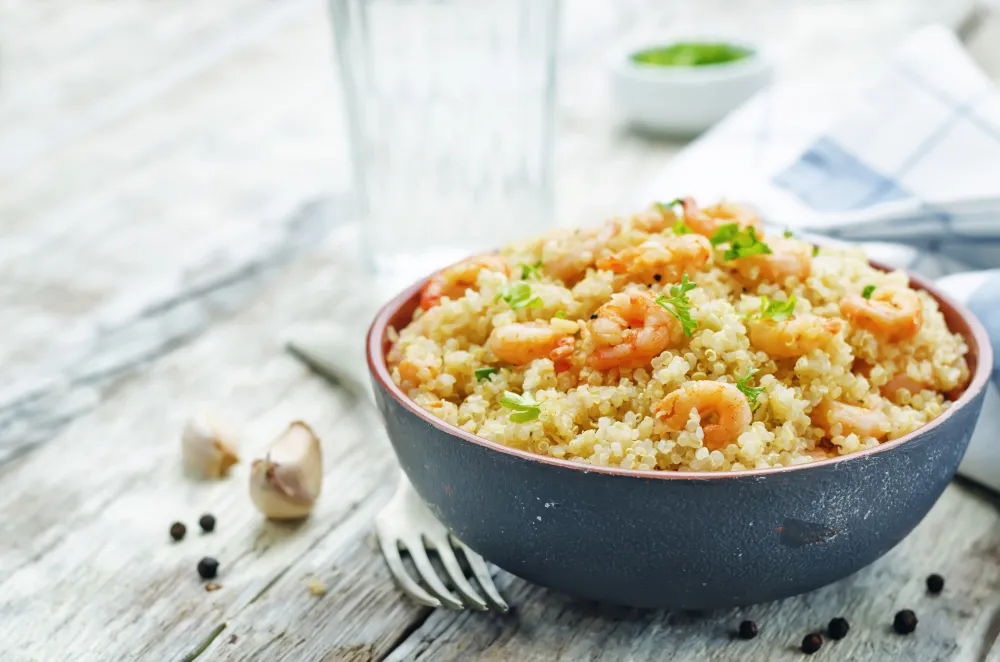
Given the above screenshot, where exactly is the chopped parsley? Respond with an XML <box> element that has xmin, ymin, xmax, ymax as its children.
<box><xmin>497</xmin><ymin>282</ymin><xmax>543</xmax><ymax>310</ymax></box>
<box><xmin>709</xmin><ymin>223</ymin><xmax>740</xmax><ymax>246</ymax></box>
<box><xmin>499</xmin><ymin>391</ymin><xmax>541</xmax><ymax>423</ymax></box>
<box><xmin>520</xmin><ymin>260</ymin><xmax>543</xmax><ymax>281</ymax></box>
<box><xmin>737</xmin><ymin>366</ymin><xmax>765</xmax><ymax>411</ymax></box>
<box><xmin>709</xmin><ymin>223</ymin><xmax>773</xmax><ymax>260</ymax></box>
<box><xmin>474</xmin><ymin>367</ymin><xmax>498</xmax><ymax>382</ymax></box>
<box><xmin>862</xmin><ymin>285</ymin><xmax>876</xmax><ymax>299</ymax></box>
<box><xmin>672</xmin><ymin>219</ymin><xmax>693</xmax><ymax>235</ymax></box>
<box><xmin>812</xmin><ymin>245</ymin><xmax>820</xmax><ymax>257</ymax></box>
<box><xmin>553</xmin><ymin>310</ymin><xmax>567</xmax><ymax>319</ymax></box>
<box><xmin>711</xmin><ymin>225</ymin><xmax>772</xmax><ymax>261</ymax></box>
<box><xmin>756</xmin><ymin>295</ymin><xmax>797</xmax><ymax>322</ymax></box>
<box><xmin>631</xmin><ymin>43</ymin><xmax>752</xmax><ymax>68</ymax></box>
<box><xmin>655</xmin><ymin>273</ymin><xmax>698</xmax><ymax>337</ymax></box>
<box><xmin>783</xmin><ymin>229</ymin><xmax>794</xmax><ymax>238</ymax></box>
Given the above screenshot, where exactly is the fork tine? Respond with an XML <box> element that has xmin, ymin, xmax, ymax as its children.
<box><xmin>452</xmin><ymin>536</ymin><xmax>509</xmax><ymax>613</ymax></box>
<box><xmin>377</xmin><ymin>529</ymin><xmax>443</xmax><ymax>608</ymax></box>
<box><xmin>405</xmin><ymin>536</ymin><xmax>465</xmax><ymax>610</ymax></box>
<box><xmin>426</xmin><ymin>535</ymin><xmax>488</xmax><ymax>611</ymax></box>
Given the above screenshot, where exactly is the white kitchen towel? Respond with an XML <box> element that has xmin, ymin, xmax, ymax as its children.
<box><xmin>639</xmin><ymin>25</ymin><xmax>1000</xmax><ymax>490</ymax></box>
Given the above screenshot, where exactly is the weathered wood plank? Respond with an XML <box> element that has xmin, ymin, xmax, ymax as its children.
<box><xmin>0</xmin><ymin>197</ymin><xmax>348</xmax><ymax>466</ymax></box>
<box><xmin>199</xmin><ymin>511</ymin><xmax>432</xmax><ymax>662</ymax></box>
<box><xmin>0</xmin><ymin>235</ymin><xmax>431</xmax><ymax>661</ymax></box>
<box><xmin>0</xmin><ymin>7</ymin><xmax>354</xmax><ymax>471</ymax></box>
<box><xmin>0</xmin><ymin>0</ymin><xmax>322</xmax><ymax>178</ymax></box>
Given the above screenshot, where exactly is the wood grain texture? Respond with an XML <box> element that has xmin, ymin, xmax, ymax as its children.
<box><xmin>0</xmin><ymin>0</ymin><xmax>348</xmax><ymax>392</ymax></box>
<box><xmin>0</xmin><ymin>198</ymin><xmax>350</xmax><ymax>467</ymax></box>
<box><xmin>0</xmin><ymin>0</ymin><xmax>997</xmax><ymax>660</ymax></box>
<box><xmin>0</xmin><ymin>236</ymin><xmax>423</xmax><ymax>661</ymax></box>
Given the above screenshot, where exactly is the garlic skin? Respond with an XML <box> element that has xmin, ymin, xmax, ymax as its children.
<box><xmin>250</xmin><ymin>421</ymin><xmax>323</xmax><ymax>519</ymax></box>
<box><xmin>181</xmin><ymin>409</ymin><xmax>241</xmax><ymax>479</ymax></box>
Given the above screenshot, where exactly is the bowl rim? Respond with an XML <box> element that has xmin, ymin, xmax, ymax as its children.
<box><xmin>367</xmin><ymin>253</ymin><xmax>993</xmax><ymax>481</ymax></box>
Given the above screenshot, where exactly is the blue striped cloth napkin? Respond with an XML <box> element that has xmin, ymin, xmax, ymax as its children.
<box><xmin>639</xmin><ymin>26</ymin><xmax>1000</xmax><ymax>491</ymax></box>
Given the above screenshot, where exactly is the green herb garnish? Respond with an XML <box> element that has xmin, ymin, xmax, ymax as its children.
<box><xmin>783</xmin><ymin>229</ymin><xmax>794</xmax><ymax>238</ymax></box>
<box><xmin>499</xmin><ymin>391</ymin><xmax>541</xmax><ymax>423</ymax></box>
<box><xmin>709</xmin><ymin>223</ymin><xmax>740</xmax><ymax>246</ymax></box>
<box><xmin>631</xmin><ymin>43</ymin><xmax>752</xmax><ymax>68</ymax></box>
<box><xmin>672</xmin><ymin>219</ymin><xmax>693</xmax><ymax>235</ymax></box>
<box><xmin>862</xmin><ymin>285</ymin><xmax>876</xmax><ymax>299</ymax></box>
<box><xmin>655</xmin><ymin>273</ymin><xmax>698</xmax><ymax>337</ymax></box>
<box><xmin>553</xmin><ymin>310</ymin><xmax>567</xmax><ymax>319</ymax></box>
<box><xmin>498</xmin><ymin>282</ymin><xmax>543</xmax><ymax>310</ymax></box>
<box><xmin>812</xmin><ymin>245</ymin><xmax>820</xmax><ymax>257</ymax></box>
<box><xmin>736</xmin><ymin>366</ymin><xmax>765</xmax><ymax>411</ymax></box>
<box><xmin>726</xmin><ymin>228</ymin><xmax>771</xmax><ymax>261</ymax></box>
<box><xmin>710</xmin><ymin>224</ymin><xmax>772</xmax><ymax>261</ymax></box>
<box><xmin>520</xmin><ymin>260</ymin><xmax>543</xmax><ymax>281</ymax></box>
<box><xmin>474</xmin><ymin>367</ymin><xmax>498</xmax><ymax>382</ymax></box>
<box><xmin>756</xmin><ymin>295</ymin><xmax>797</xmax><ymax>322</ymax></box>
<box><xmin>655</xmin><ymin>199</ymin><xmax>691</xmax><ymax>236</ymax></box>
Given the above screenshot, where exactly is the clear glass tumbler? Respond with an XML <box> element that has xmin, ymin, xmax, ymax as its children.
<box><xmin>330</xmin><ymin>0</ymin><xmax>559</xmax><ymax>291</ymax></box>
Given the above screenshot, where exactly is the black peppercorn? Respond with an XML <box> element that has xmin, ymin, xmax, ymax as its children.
<box><xmin>738</xmin><ymin>620</ymin><xmax>758</xmax><ymax>639</ymax></box>
<box><xmin>926</xmin><ymin>574</ymin><xmax>944</xmax><ymax>594</ymax></box>
<box><xmin>169</xmin><ymin>522</ymin><xmax>186</xmax><ymax>542</ymax></box>
<box><xmin>199</xmin><ymin>514</ymin><xmax>216</xmax><ymax>533</ymax></box>
<box><xmin>590</xmin><ymin>313</ymin><xmax>597</xmax><ymax>319</ymax></box>
<box><xmin>893</xmin><ymin>610</ymin><xmax>918</xmax><ymax>634</ymax></box>
<box><xmin>801</xmin><ymin>633</ymin><xmax>823</xmax><ymax>654</ymax></box>
<box><xmin>197</xmin><ymin>557</ymin><xmax>220</xmax><ymax>580</ymax></box>
<box><xmin>827</xmin><ymin>617</ymin><xmax>850</xmax><ymax>640</ymax></box>
<box><xmin>653</xmin><ymin>274</ymin><xmax>662</xmax><ymax>282</ymax></box>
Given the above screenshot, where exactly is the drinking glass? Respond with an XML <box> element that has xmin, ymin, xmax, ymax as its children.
<box><xmin>330</xmin><ymin>0</ymin><xmax>560</xmax><ymax>292</ymax></box>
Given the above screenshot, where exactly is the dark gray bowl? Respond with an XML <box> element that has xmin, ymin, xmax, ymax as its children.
<box><xmin>367</xmin><ymin>264</ymin><xmax>992</xmax><ymax>609</ymax></box>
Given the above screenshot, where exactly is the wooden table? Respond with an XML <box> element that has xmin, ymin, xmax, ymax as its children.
<box><xmin>3</xmin><ymin>1</ymin><xmax>1000</xmax><ymax>660</ymax></box>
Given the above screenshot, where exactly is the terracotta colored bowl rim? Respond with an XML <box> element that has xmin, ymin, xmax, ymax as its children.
<box><xmin>367</xmin><ymin>257</ymin><xmax>993</xmax><ymax>480</ymax></box>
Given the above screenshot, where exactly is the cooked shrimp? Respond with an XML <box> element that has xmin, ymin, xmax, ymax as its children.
<box><xmin>488</xmin><ymin>319</ymin><xmax>578</xmax><ymax>366</ymax></box>
<box><xmin>732</xmin><ymin>237</ymin><xmax>812</xmax><ymax>284</ymax></box>
<box><xmin>851</xmin><ymin>361</ymin><xmax>931</xmax><ymax>402</ymax></box>
<box><xmin>587</xmin><ymin>291</ymin><xmax>683</xmax><ymax>370</ymax></box>
<box><xmin>811</xmin><ymin>399</ymin><xmax>890</xmax><ymax>440</ymax></box>
<box><xmin>629</xmin><ymin>204</ymin><xmax>675</xmax><ymax>234</ymax></box>
<box><xmin>396</xmin><ymin>359</ymin><xmax>438</xmax><ymax>391</ymax></box>
<box><xmin>747</xmin><ymin>315</ymin><xmax>844</xmax><ymax>359</ymax></box>
<box><xmin>680</xmin><ymin>197</ymin><xmax>763</xmax><ymax>238</ymax></box>
<box><xmin>596</xmin><ymin>234</ymin><xmax>712</xmax><ymax>284</ymax></box>
<box><xmin>840</xmin><ymin>286</ymin><xmax>923</xmax><ymax>342</ymax></box>
<box><xmin>420</xmin><ymin>255</ymin><xmax>510</xmax><ymax>310</ymax></box>
<box><xmin>880</xmin><ymin>373</ymin><xmax>930</xmax><ymax>402</ymax></box>
<box><xmin>653</xmin><ymin>381</ymin><xmax>753</xmax><ymax>451</ymax></box>
<box><xmin>549</xmin><ymin>331</ymin><xmax>577</xmax><ymax>373</ymax></box>
<box><xmin>541</xmin><ymin>221</ymin><xmax>619</xmax><ymax>285</ymax></box>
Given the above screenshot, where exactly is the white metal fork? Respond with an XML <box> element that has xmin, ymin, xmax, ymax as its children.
<box><xmin>375</xmin><ymin>473</ymin><xmax>508</xmax><ymax>610</ymax></box>
<box><xmin>286</xmin><ymin>324</ymin><xmax>509</xmax><ymax>612</ymax></box>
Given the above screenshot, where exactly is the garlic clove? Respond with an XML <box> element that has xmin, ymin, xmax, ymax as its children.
<box><xmin>181</xmin><ymin>409</ymin><xmax>241</xmax><ymax>479</ymax></box>
<box><xmin>250</xmin><ymin>421</ymin><xmax>323</xmax><ymax>519</ymax></box>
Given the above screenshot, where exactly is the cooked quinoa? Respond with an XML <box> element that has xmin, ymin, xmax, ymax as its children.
<box><xmin>386</xmin><ymin>199</ymin><xmax>970</xmax><ymax>472</ymax></box>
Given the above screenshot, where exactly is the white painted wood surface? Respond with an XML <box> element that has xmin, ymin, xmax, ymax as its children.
<box><xmin>1</xmin><ymin>1</ymin><xmax>998</xmax><ymax>660</ymax></box>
